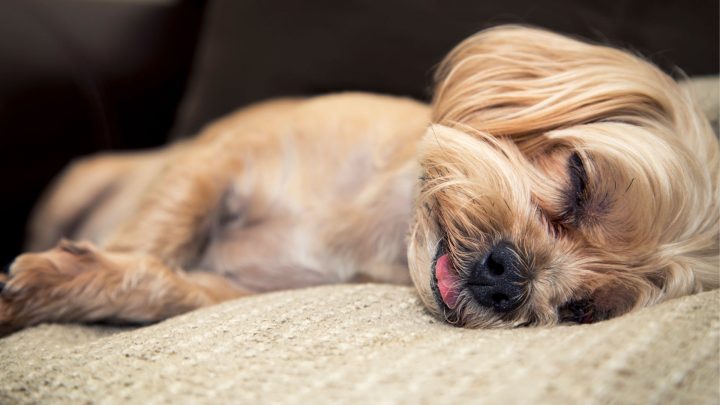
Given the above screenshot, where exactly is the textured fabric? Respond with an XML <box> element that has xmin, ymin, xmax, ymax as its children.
<box><xmin>1</xmin><ymin>284</ymin><xmax>718</xmax><ymax>404</ymax></box>
<box><xmin>683</xmin><ymin>75</ymin><xmax>719</xmax><ymax>135</ymax></box>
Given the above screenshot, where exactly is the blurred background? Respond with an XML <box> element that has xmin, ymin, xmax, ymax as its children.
<box><xmin>1</xmin><ymin>0</ymin><xmax>718</xmax><ymax>264</ymax></box>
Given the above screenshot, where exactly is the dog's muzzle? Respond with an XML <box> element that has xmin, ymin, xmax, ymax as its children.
<box><xmin>433</xmin><ymin>241</ymin><xmax>527</xmax><ymax>315</ymax></box>
<box><xmin>466</xmin><ymin>241</ymin><xmax>525</xmax><ymax>312</ymax></box>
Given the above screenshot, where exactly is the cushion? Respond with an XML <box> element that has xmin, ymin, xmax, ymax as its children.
<box><xmin>1</xmin><ymin>284</ymin><xmax>718</xmax><ymax>403</ymax></box>
<box><xmin>683</xmin><ymin>75</ymin><xmax>719</xmax><ymax>134</ymax></box>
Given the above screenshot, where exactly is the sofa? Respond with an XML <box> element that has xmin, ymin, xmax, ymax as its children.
<box><xmin>1</xmin><ymin>1</ymin><xmax>718</xmax><ymax>403</ymax></box>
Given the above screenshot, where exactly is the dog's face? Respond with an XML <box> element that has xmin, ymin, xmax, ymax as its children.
<box><xmin>408</xmin><ymin>26</ymin><xmax>719</xmax><ymax>328</ymax></box>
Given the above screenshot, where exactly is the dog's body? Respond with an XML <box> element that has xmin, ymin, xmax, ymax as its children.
<box><xmin>33</xmin><ymin>94</ymin><xmax>428</xmax><ymax>289</ymax></box>
<box><xmin>1</xmin><ymin>94</ymin><xmax>430</xmax><ymax>332</ymax></box>
<box><xmin>1</xmin><ymin>26</ymin><xmax>717</xmax><ymax>334</ymax></box>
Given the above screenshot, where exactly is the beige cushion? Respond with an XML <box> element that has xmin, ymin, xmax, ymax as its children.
<box><xmin>0</xmin><ymin>284</ymin><xmax>718</xmax><ymax>403</ymax></box>
<box><xmin>681</xmin><ymin>75</ymin><xmax>719</xmax><ymax>135</ymax></box>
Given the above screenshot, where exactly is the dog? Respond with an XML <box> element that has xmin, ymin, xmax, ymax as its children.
<box><xmin>0</xmin><ymin>26</ymin><xmax>717</xmax><ymax>334</ymax></box>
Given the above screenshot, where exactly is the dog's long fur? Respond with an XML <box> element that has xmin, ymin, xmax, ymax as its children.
<box><xmin>1</xmin><ymin>26</ymin><xmax>717</xmax><ymax>334</ymax></box>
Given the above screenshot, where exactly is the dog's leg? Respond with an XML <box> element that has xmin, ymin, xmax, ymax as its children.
<box><xmin>0</xmin><ymin>240</ymin><xmax>249</xmax><ymax>335</ymax></box>
<box><xmin>26</xmin><ymin>148</ymin><xmax>182</xmax><ymax>251</ymax></box>
<box><xmin>4</xmin><ymin>117</ymin><xmax>294</xmax><ymax>335</ymax></box>
<box><xmin>2</xmin><ymin>136</ymin><xmax>263</xmax><ymax>334</ymax></box>
<box><xmin>101</xmin><ymin>136</ymin><xmax>248</xmax><ymax>267</ymax></box>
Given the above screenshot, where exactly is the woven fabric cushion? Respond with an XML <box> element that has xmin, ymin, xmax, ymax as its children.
<box><xmin>683</xmin><ymin>75</ymin><xmax>719</xmax><ymax>134</ymax></box>
<box><xmin>1</xmin><ymin>285</ymin><xmax>718</xmax><ymax>403</ymax></box>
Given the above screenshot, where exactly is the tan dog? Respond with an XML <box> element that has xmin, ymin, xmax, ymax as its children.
<box><xmin>1</xmin><ymin>26</ymin><xmax>717</xmax><ymax>334</ymax></box>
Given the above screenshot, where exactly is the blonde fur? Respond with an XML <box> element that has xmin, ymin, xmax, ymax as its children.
<box><xmin>410</xmin><ymin>26</ymin><xmax>718</xmax><ymax>327</ymax></box>
<box><xmin>1</xmin><ymin>26</ymin><xmax>717</xmax><ymax>334</ymax></box>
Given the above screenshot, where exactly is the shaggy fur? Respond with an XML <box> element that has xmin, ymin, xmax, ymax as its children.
<box><xmin>1</xmin><ymin>26</ymin><xmax>717</xmax><ymax>334</ymax></box>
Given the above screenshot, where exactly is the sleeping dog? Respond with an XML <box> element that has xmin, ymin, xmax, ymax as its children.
<box><xmin>1</xmin><ymin>26</ymin><xmax>717</xmax><ymax>334</ymax></box>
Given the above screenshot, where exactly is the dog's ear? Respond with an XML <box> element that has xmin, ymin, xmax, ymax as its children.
<box><xmin>431</xmin><ymin>25</ymin><xmax>686</xmax><ymax>143</ymax></box>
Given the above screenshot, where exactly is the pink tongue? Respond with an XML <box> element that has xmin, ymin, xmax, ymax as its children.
<box><xmin>435</xmin><ymin>254</ymin><xmax>459</xmax><ymax>309</ymax></box>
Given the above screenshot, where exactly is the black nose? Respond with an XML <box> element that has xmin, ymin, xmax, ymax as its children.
<box><xmin>467</xmin><ymin>242</ymin><xmax>525</xmax><ymax>312</ymax></box>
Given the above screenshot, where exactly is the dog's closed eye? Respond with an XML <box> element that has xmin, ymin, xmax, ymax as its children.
<box><xmin>562</xmin><ymin>152</ymin><xmax>589</xmax><ymax>226</ymax></box>
<box><xmin>540</xmin><ymin>151</ymin><xmax>590</xmax><ymax>237</ymax></box>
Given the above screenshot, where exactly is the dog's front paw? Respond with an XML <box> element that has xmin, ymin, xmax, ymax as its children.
<box><xmin>0</xmin><ymin>240</ymin><xmax>99</xmax><ymax>336</ymax></box>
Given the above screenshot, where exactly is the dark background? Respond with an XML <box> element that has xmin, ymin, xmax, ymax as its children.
<box><xmin>1</xmin><ymin>0</ymin><xmax>718</xmax><ymax>265</ymax></box>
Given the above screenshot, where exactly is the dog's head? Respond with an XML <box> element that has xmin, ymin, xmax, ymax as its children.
<box><xmin>408</xmin><ymin>26</ymin><xmax>719</xmax><ymax>328</ymax></box>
